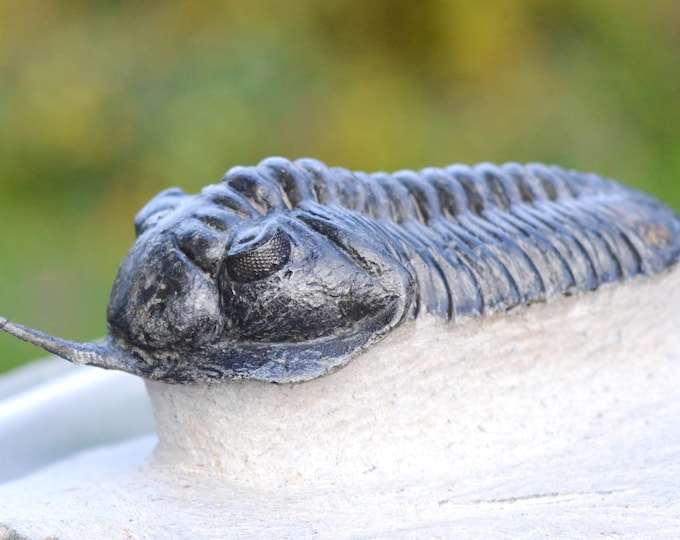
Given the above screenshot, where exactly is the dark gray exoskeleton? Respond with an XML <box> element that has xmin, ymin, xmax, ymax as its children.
<box><xmin>1</xmin><ymin>158</ymin><xmax>679</xmax><ymax>383</ymax></box>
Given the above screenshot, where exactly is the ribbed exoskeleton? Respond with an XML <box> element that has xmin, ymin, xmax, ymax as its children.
<box><xmin>221</xmin><ymin>157</ymin><xmax>680</xmax><ymax>322</ymax></box>
<box><xmin>3</xmin><ymin>157</ymin><xmax>679</xmax><ymax>382</ymax></box>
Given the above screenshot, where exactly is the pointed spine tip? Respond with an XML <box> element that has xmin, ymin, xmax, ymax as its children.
<box><xmin>0</xmin><ymin>317</ymin><xmax>135</xmax><ymax>374</ymax></box>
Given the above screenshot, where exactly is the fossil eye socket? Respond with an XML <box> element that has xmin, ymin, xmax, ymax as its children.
<box><xmin>225</xmin><ymin>223</ymin><xmax>291</xmax><ymax>282</ymax></box>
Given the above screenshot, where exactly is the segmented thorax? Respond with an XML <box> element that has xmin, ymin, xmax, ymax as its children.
<box><xmin>207</xmin><ymin>158</ymin><xmax>680</xmax><ymax>322</ymax></box>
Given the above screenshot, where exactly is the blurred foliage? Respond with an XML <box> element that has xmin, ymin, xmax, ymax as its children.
<box><xmin>0</xmin><ymin>0</ymin><xmax>679</xmax><ymax>371</ymax></box>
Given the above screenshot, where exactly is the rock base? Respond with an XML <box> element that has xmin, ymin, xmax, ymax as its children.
<box><xmin>1</xmin><ymin>269</ymin><xmax>679</xmax><ymax>538</ymax></box>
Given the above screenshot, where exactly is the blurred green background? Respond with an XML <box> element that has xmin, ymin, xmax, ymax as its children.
<box><xmin>1</xmin><ymin>0</ymin><xmax>679</xmax><ymax>372</ymax></box>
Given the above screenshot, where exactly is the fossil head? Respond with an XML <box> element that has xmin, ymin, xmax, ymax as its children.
<box><xmin>0</xmin><ymin>163</ymin><xmax>413</xmax><ymax>383</ymax></box>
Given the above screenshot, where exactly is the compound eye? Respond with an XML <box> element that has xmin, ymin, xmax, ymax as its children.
<box><xmin>225</xmin><ymin>222</ymin><xmax>291</xmax><ymax>282</ymax></box>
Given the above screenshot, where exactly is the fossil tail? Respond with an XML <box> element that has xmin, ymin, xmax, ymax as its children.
<box><xmin>0</xmin><ymin>316</ymin><xmax>140</xmax><ymax>374</ymax></box>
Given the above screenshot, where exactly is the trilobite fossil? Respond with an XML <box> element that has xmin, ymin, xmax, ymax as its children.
<box><xmin>1</xmin><ymin>158</ymin><xmax>679</xmax><ymax>383</ymax></box>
